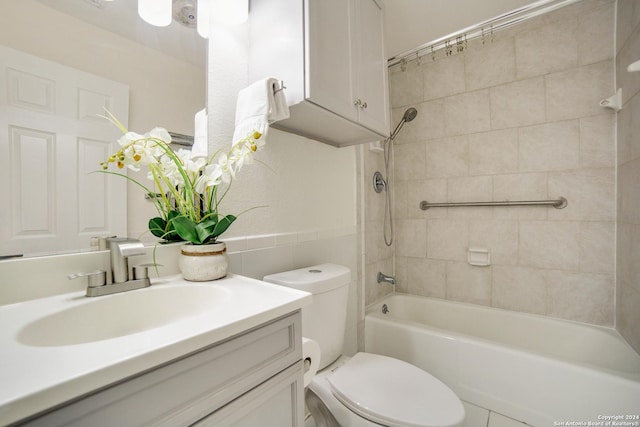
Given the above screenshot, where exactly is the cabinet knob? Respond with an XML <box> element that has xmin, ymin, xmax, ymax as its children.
<box><xmin>361</xmin><ymin>101</ymin><xmax>368</xmax><ymax>109</ymax></box>
<box><xmin>354</xmin><ymin>98</ymin><xmax>362</xmax><ymax>107</ymax></box>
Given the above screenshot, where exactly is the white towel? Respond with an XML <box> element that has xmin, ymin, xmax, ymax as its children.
<box><xmin>232</xmin><ymin>77</ymin><xmax>289</xmax><ymax>144</ymax></box>
<box><xmin>192</xmin><ymin>108</ymin><xmax>208</xmax><ymax>158</ymax></box>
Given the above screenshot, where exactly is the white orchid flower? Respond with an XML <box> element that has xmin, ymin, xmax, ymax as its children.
<box><xmin>195</xmin><ymin>163</ymin><xmax>223</xmax><ymax>193</ymax></box>
<box><xmin>147</xmin><ymin>127</ymin><xmax>172</xmax><ymax>144</ymax></box>
<box><xmin>176</xmin><ymin>149</ymin><xmax>206</xmax><ymax>177</ymax></box>
<box><xmin>216</xmin><ymin>153</ymin><xmax>236</xmax><ymax>184</ymax></box>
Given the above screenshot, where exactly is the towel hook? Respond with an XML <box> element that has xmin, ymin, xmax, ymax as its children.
<box><xmin>273</xmin><ymin>80</ymin><xmax>286</xmax><ymax>94</ymax></box>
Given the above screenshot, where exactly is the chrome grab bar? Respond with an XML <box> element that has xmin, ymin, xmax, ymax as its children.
<box><xmin>419</xmin><ymin>197</ymin><xmax>567</xmax><ymax>210</ymax></box>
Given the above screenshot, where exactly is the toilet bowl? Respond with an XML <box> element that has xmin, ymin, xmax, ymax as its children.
<box><xmin>263</xmin><ymin>264</ymin><xmax>464</xmax><ymax>427</ymax></box>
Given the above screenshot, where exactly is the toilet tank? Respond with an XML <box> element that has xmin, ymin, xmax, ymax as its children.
<box><xmin>264</xmin><ymin>264</ymin><xmax>350</xmax><ymax>369</ymax></box>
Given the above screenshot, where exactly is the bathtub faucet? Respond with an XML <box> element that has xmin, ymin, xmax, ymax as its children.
<box><xmin>377</xmin><ymin>272</ymin><xmax>396</xmax><ymax>286</ymax></box>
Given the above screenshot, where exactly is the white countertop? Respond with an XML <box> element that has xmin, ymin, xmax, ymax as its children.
<box><xmin>0</xmin><ymin>274</ymin><xmax>311</xmax><ymax>425</ymax></box>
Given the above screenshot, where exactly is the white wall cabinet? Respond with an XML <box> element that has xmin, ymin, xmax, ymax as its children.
<box><xmin>20</xmin><ymin>312</ymin><xmax>304</xmax><ymax>427</ymax></box>
<box><xmin>249</xmin><ymin>0</ymin><xmax>390</xmax><ymax>147</ymax></box>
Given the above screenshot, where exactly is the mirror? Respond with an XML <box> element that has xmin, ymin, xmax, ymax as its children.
<box><xmin>0</xmin><ymin>0</ymin><xmax>207</xmax><ymax>258</ymax></box>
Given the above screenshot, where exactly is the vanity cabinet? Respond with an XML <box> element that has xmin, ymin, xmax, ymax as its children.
<box><xmin>21</xmin><ymin>312</ymin><xmax>304</xmax><ymax>427</ymax></box>
<box><xmin>248</xmin><ymin>0</ymin><xmax>390</xmax><ymax>147</ymax></box>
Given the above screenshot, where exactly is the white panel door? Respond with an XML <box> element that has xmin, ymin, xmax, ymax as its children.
<box><xmin>0</xmin><ymin>46</ymin><xmax>129</xmax><ymax>257</ymax></box>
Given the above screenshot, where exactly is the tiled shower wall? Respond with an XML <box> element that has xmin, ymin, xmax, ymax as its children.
<box><xmin>372</xmin><ymin>0</ymin><xmax>617</xmax><ymax>326</ymax></box>
<box><xmin>616</xmin><ymin>0</ymin><xmax>640</xmax><ymax>352</ymax></box>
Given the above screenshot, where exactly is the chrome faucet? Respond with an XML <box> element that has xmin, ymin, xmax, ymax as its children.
<box><xmin>69</xmin><ymin>237</ymin><xmax>156</xmax><ymax>297</ymax></box>
<box><xmin>377</xmin><ymin>272</ymin><xmax>396</xmax><ymax>286</ymax></box>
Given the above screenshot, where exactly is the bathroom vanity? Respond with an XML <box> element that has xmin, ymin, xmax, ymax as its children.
<box><xmin>0</xmin><ymin>274</ymin><xmax>311</xmax><ymax>426</ymax></box>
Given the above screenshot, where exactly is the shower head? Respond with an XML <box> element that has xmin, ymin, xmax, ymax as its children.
<box><xmin>390</xmin><ymin>107</ymin><xmax>418</xmax><ymax>140</ymax></box>
<box><xmin>403</xmin><ymin>107</ymin><xmax>418</xmax><ymax>122</ymax></box>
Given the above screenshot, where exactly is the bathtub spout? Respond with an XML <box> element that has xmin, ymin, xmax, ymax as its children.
<box><xmin>377</xmin><ymin>272</ymin><xmax>396</xmax><ymax>286</ymax></box>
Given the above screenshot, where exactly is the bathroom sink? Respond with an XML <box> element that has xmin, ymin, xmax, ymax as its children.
<box><xmin>17</xmin><ymin>284</ymin><xmax>231</xmax><ymax>347</ymax></box>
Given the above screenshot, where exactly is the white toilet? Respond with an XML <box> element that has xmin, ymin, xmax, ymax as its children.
<box><xmin>263</xmin><ymin>264</ymin><xmax>465</xmax><ymax>427</ymax></box>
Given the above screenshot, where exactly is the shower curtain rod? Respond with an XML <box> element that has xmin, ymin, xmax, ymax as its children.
<box><xmin>387</xmin><ymin>0</ymin><xmax>580</xmax><ymax>68</ymax></box>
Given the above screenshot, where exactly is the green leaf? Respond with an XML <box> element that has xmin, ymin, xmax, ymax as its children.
<box><xmin>195</xmin><ymin>219</ymin><xmax>217</xmax><ymax>243</ymax></box>
<box><xmin>149</xmin><ymin>212</ymin><xmax>182</xmax><ymax>242</ymax></box>
<box><xmin>148</xmin><ymin>217</ymin><xmax>167</xmax><ymax>238</ymax></box>
<box><xmin>212</xmin><ymin>215</ymin><xmax>236</xmax><ymax>239</ymax></box>
<box><xmin>172</xmin><ymin>216</ymin><xmax>201</xmax><ymax>244</ymax></box>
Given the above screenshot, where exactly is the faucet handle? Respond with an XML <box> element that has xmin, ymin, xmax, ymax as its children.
<box><xmin>68</xmin><ymin>270</ymin><xmax>107</xmax><ymax>288</ymax></box>
<box><xmin>132</xmin><ymin>263</ymin><xmax>164</xmax><ymax>280</ymax></box>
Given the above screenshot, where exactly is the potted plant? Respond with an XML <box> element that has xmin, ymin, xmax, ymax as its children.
<box><xmin>100</xmin><ymin>112</ymin><xmax>264</xmax><ymax>281</ymax></box>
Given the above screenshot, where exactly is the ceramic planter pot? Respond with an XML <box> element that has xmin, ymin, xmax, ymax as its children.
<box><xmin>178</xmin><ymin>242</ymin><xmax>228</xmax><ymax>281</ymax></box>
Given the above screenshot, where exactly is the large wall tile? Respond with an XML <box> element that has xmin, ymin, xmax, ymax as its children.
<box><xmin>616</xmin><ymin>0</ymin><xmax>636</xmax><ymax>53</ymax></box>
<box><xmin>423</xmin><ymin>54</ymin><xmax>465</xmax><ymax>101</ymax></box>
<box><xmin>469</xmin><ymin>220</ymin><xmax>519</xmax><ymax>266</ymax></box>
<box><xmin>632</xmin><ymin>95</ymin><xmax>640</xmax><ymax>161</ymax></box>
<box><xmin>617</xmin><ymin>159</ymin><xmax>640</xmax><ymax>225</ymax></box>
<box><xmin>465</xmin><ymin>37</ymin><xmax>516</xmax><ymax>91</ymax></box>
<box><xmin>490</xmin><ymin>77</ymin><xmax>546</xmax><ymax>129</ymax></box>
<box><xmin>468</xmin><ymin>129</ymin><xmax>518</xmax><ymax>175</ymax></box>
<box><xmin>547</xmin><ymin>270</ymin><xmax>614</xmax><ymax>325</ymax></box>
<box><xmin>405</xmin><ymin>257</ymin><xmax>447</xmax><ymax>298</ymax></box>
<box><xmin>396</xmin><ymin>219</ymin><xmax>427</xmax><ymax>258</ymax></box>
<box><xmin>545</xmin><ymin>61</ymin><xmax>614</xmax><ymax>121</ymax></box>
<box><xmin>515</xmin><ymin>16</ymin><xmax>578</xmax><ymax>79</ymax></box>
<box><xmin>518</xmin><ymin>120</ymin><xmax>580</xmax><ymax>172</ymax></box>
<box><xmin>492</xmin><ymin>266</ymin><xmax>546</xmax><ymax>315</ymax></box>
<box><xmin>519</xmin><ymin>221</ymin><xmax>580</xmax><ymax>270</ymax></box>
<box><xmin>618</xmin><ymin>283</ymin><xmax>640</xmax><ymax>353</ymax></box>
<box><xmin>446</xmin><ymin>262</ymin><xmax>492</xmax><ymax>305</ymax></box>
<box><xmin>616</xmin><ymin>25</ymin><xmax>640</xmax><ymax>105</ymax></box>
<box><xmin>579</xmin><ymin>221</ymin><xmax>615</xmax><ymax>274</ymax></box>
<box><xmin>394</xmin><ymin>141</ymin><xmax>426</xmax><ymax>181</ymax></box>
<box><xmin>547</xmin><ymin>168</ymin><xmax>615</xmax><ymax>221</ymax></box>
<box><xmin>407</xmin><ymin>178</ymin><xmax>447</xmax><ymax>219</ymax></box>
<box><xmin>427</xmin><ymin>219</ymin><xmax>469</xmax><ymax>261</ymax></box>
<box><xmin>392</xmin><ymin>99</ymin><xmax>445</xmax><ymax>145</ymax></box>
<box><xmin>448</xmin><ymin>176</ymin><xmax>492</xmax><ymax>203</ymax></box>
<box><xmin>580</xmin><ymin>113</ymin><xmax>616</xmax><ymax>168</ymax></box>
<box><xmin>444</xmin><ymin>90</ymin><xmax>491</xmax><ymax>136</ymax></box>
<box><xmin>426</xmin><ymin>136</ymin><xmax>469</xmax><ymax>178</ymax></box>
<box><xmin>493</xmin><ymin>173</ymin><xmax>548</xmax><ymax>200</ymax></box>
<box><xmin>389</xmin><ymin>61</ymin><xmax>423</xmax><ymax>107</ymax></box>
<box><xmin>577</xmin><ymin>1</ymin><xmax>615</xmax><ymax>65</ymax></box>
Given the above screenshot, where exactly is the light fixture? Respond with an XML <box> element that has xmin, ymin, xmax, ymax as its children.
<box><xmin>211</xmin><ymin>0</ymin><xmax>248</xmax><ymax>25</ymax></box>
<box><xmin>138</xmin><ymin>0</ymin><xmax>172</xmax><ymax>27</ymax></box>
<box><xmin>197</xmin><ymin>0</ymin><xmax>210</xmax><ymax>38</ymax></box>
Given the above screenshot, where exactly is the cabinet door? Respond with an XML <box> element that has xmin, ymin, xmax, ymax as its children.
<box><xmin>194</xmin><ymin>362</ymin><xmax>304</xmax><ymax>427</ymax></box>
<box><xmin>305</xmin><ymin>0</ymin><xmax>357</xmax><ymax>122</ymax></box>
<box><xmin>353</xmin><ymin>0</ymin><xmax>390</xmax><ymax>136</ymax></box>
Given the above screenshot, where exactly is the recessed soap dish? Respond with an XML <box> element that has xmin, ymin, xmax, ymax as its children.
<box><xmin>468</xmin><ymin>247</ymin><xmax>491</xmax><ymax>267</ymax></box>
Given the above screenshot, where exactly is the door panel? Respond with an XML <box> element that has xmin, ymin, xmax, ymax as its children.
<box><xmin>0</xmin><ymin>46</ymin><xmax>129</xmax><ymax>256</ymax></box>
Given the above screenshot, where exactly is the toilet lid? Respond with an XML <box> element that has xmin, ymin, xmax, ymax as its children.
<box><xmin>327</xmin><ymin>353</ymin><xmax>464</xmax><ymax>427</ymax></box>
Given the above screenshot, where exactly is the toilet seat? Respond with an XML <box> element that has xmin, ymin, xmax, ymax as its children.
<box><xmin>327</xmin><ymin>353</ymin><xmax>464</xmax><ymax>427</ymax></box>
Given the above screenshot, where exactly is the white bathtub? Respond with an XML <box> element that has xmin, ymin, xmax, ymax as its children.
<box><xmin>365</xmin><ymin>293</ymin><xmax>640</xmax><ymax>427</ymax></box>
